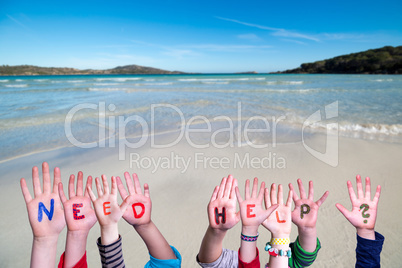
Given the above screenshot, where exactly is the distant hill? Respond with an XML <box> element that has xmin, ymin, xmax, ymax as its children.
<box><xmin>277</xmin><ymin>46</ymin><xmax>402</xmax><ymax>74</ymax></box>
<box><xmin>0</xmin><ymin>64</ymin><xmax>184</xmax><ymax>76</ymax></box>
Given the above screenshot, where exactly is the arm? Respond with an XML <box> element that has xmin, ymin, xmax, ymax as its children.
<box><xmin>289</xmin><ymin>179</ymin><xmax>329</xmax><ymax>252</ymax></box>
<box><xmin>87</xmin><ymin>175</ymin><xmax>129</xmax><ymax>267</ymax></box>
<box><xmin>262</xmin><ymin>184</ymin><xmax>292</xmax><ymax>268</ymax></box>
<box><xmin>116</xmin><ymin>172</ymin><xmax>177</xmax><ymax>261</ymax></box>
<box><xmin>20</xmin><ymin>162</ymin><xmax>66</xmax><ymax>268</ymax></box>
<box><xmin>336</xmin><ymin>175</ymin><xmax>383</xmax><ymax>268</ymax></box>
<box><xmin>58</xmin><ymin>172</ymin><xmax>97</xmax><ymax>268</ymax></box>
<box><xmin>235</xmin><ymin>178</ymin><xmax>278</xmax><ymax>265</ymax></box>
<box><xmin>197</xmin><ymin>175</ymin><xmax>240</xmax><ymax>264</ymax></box>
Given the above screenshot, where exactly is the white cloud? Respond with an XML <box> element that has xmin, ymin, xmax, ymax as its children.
<box><xmin>237</xmin><ymin>33</ymin><xmax>262</xmax><ymax>41</ymax></box>
<box><xmin>216</xmin><ymin>16</ymin><xmax>320</xmax><ymax>42</ymax></box>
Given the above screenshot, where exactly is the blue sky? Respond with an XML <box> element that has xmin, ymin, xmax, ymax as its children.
<box><xmin>1</xmin><ymin>0</ymin><xmax>402</xmax><ymax>73</ymax></box>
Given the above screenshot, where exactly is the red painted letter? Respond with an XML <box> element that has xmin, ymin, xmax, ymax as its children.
<box><xmin>276</xmin><ymin>211</ymin><xmax>286</xmax><ymax>223</ymax></box>
<box><xmin>246</xmin><ymin>204</ymin><xmax>256</xmax><ymax>218</ymax></box>
<box><xmin>73</xmin><ymin>203</ymin><xmax>85</xmax><ymax>220</ymax></box>
<box><xmin>103</xmin><ymin>202</ymin><xmax>111</xmax><ymax>215</ymax></box>
<box><xmin>132</xmin><ymin>202</ymin><xmax>145</xmax><ymax>218</ymax></box>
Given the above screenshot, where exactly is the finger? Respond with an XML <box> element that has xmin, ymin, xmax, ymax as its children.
<box><xmin>42</xmin><ymin>162</ymin><xmax>51</xmax><ymax>194</ymax></box>
<box><xmin>210</xmin><ymin>185</ymin><xmax>219</xmax><ymax>203</ymax></box>
<box><xmin>365</xmin><ymin>177</ymin><xmax>371</xmax><ymax>200</ymax></box>
<box><xmin>223</xmin><ymin>175</ymin><xmax>233</xmax><ymax>198</ymax></box>
<box><xmin>58</xmin><ymin>182</ymin><xmax>67</xmax><ymax>204</ymax></box>
<box><xmin>144</xmin><ymin>183</ymin><xmax>150</xmax><ymax>198</ymax></box>
<box><xmin>270</xmin><ymin>183</ymin><xmax>277</xmax><ymax>204</ymax></box>
<box><xmin>245</xmin><ymin>179</ymin><xmax>251</xmax><ymax>200</ymax></box>
<box><xmin>264</xmin><ymin>188</ymin><xmax>272</xmax><ymax>208</ymax></box>
<box><xmin>258</xmin><ymin>181</ymin><xmax>265</xmax><ymax>201</ymax></box>
<box><xmin>372</xmin><ymin>185</ymin><xmax>381</xmax><ymax>204</ymax></box>
<box><xmin>120</xmin><ymin>196</ymin><xmax>130</xmax><ymax>213</ymax></box>
<box><xmin>20</xmin><ymin>178</ymin><xmax>33</xmax><ymax>203</ymax></box>
<box><xmin>133</xmin><ymin>173</ymin><xmax>142</xmax><ymax>194</ymax></box>
<box><xmin>53</xmin><ymin>167</ymin><xmax>61</xmax><ymax>194</ymax></box>
<box><xmin>116</xmin><ymin>176</ymin><xmax>129</xmax><ymax>200</ymax></box>
<box><xmin>308</xmin><ymin>181</ymin><xmax>314</xmax><ymax>201</ymax></box>
<box><xmin>95</xmin><ymin>177</ymin><xmax>103</xmax><ymax>196</ymax></box>
<box><xmin>297</xmin><ymin>179</ymin><xmax>307</xmax><ymax>200</ymax></box>
<box><xmin>289</xmin><ymin>183</ymin><xmax>299</xmax><ymax>202</ymax></box>
<box><xmin>68</xmin><ymin>174</ymin><xmax>76</xmax><ymax>198</ymax></box>
<box><xmin>235</xmin><ymin>186</ymin><xmax>243</xmax><ymax>203</ymax></box>
<box><xmin>32</xmin><ymin>166</ymin><xmax>41</xmax><ymax>197</ymax></box>
<box><xmin>278</xmin><ymin>184</ymin><xmax>284</xmax><ymax>205</ymax></box>
<box><xmin>316</xmin><ymin>191</ymin><xmax>329</xmax><ymax>207</ymax></box>
<box><xmin>124</xmin><ymin>172</ymin><xmax>135</xmax><ymax>195</ymax></box>
<box><xmin>76</xmin><ymin>171</ymin><xmax>84</xmax><ymax>196</ymax></box>
<box><xmin>111</xmin><ymin>176</ymin><xmax>117</xmax><ymax>195</ymax></box>
<box><xmin>251</xmin><ymin>177</ymin><xmax>258</xmax><ymax>198</ymax></box>
<box><xmin>335</xmin><ymin>203</ymin><xmax>351</xmax><ymax>220</ymax></box>
<box><xmin>262</xmin><ymin>204</ymin><xmax>279</xmax><ymax>219</ymax></box>
<box><xmin>87</xmin><ymin>184</ymin><xmax>97</xmax><ymax>202</ymax></box>
<box><xmin>356</xmin><ymin>175</ymin><xmax>364</xmax><ymax>199</ymax></box>
<box><xmin>217</xmin><ymin>177</ymin><xmax>227</xmax><ymax>199</ymax></box>
<box><xmin>229</xmin><ymin>178</ymin><xmax>238</xmax><ymax>200</ymax></box>
<box><xmin>286</xmin><ymin>189</ymin><xmax>293</xmax><ymax>207</ymax></box>
<box><xmin>84</xmin><ymin>176</ymin><xmax>92</xmax><ymax>198</ymax></box>
<box><xmin>102</xmin><ymin>175</ymin><xmax>110</xmax><ymax>194</ymax></box>
<box><xmin>347</xmin><ymin>180</ymin><xmax>357</xmax><ymax>203</ymax></box>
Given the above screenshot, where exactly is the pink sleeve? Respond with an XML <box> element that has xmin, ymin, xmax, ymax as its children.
<box><xmin>58</xmin><ymin>251</ymin><xmax>88</xmax><ymax>268</ymax></box>
<box><xmin>238</xmin><ymin>247</ymin><xmax>260</xmax><ymax>268</ymax></box>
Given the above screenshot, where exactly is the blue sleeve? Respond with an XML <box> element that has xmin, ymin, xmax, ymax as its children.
<box><xmin>144</xmin><ymin>245</ymin><xmax>182</xmax><ymax>268</ymax></box>
<box><xmin>356</xmin><ymin>232</ymin><xmax>384</xmax><ymax>268</ymax></box>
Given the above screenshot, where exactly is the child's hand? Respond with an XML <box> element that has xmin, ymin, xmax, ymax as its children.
<box><xmin>289</xmin><ymin>179</ymin><xmax>329</xmax><ymax>230</ymax></box>
<box><xmin>336</xmin><ymin>175</ymin><xmax>381</xmax><ymax>239</ymax></box>
<box><xmin>207</xmin><ymin>175</ymin><xmax>240</xmax><ymax>231</ymax></box>
<box><xmin>58</xmin><ymin>172</ymin><xmax>97</xmax><ymax>233</ymax></box>
<box><xmin>20</xmin><ymin>162</ymin><xmax>66</xmax><ymax>239</ymax></box>
<box><xmin>262</xmin><ymin>183</ymin><xmax>292</xmax><ymax>237</ymax></box>
<box><xmin>87</xmin><ymin>175</ymin><xmax>128</xmax><ymax>227</ymax></box>
<box><xmin>116</xmin><ymin>172</ymin><xmax>152</xmax><ymax>227</ymax></box>
<box><xmin>236</xmin><ymin>178</ymin><xmax>278</xmax><ymax>229</ymax></box>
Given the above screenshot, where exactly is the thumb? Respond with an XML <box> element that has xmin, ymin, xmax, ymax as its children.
<box><xmin>335</xmin><ymin>203</ymin><xmax>350</xmax><ymax>220</ymax></box>
<box><xmin>263</xmin><ymin>204</ymin><xmax>279</xmax><ymax>219</ymax></box>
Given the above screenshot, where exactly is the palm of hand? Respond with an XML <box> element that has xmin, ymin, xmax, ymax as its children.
<box><xmin>239</xmin><ymin>198</ymin><xmax>267</xmax><ymax>227</ymax></box>
<box><xmin>64</xmin><ymin>196</ymin><xmax>96</xmax><ymax>232</ymax></box>
<box><xmin>26</xmin><ymin>193</ymin><xmax>65</xmax><ymax>238</ymax></box>
<box><xmin>92</xmin><ymin>195</ymin><xmax>122</xmax><ymax>226</ymax></box>
<box><xmin>347</xmin><ymin>199</ymin><xmax>377</xmax><ymax>230</ymax></box>
<box><xmin>291</xmin><ymin>199</ymin><xmax>319</xmax><ymax>229</ymax></box>
<box><xmin>262</xmin><ymin>204</ymin><xmax>291</xmax><ymax>236</ymax></box>
<box><xmin>208</xmin><ymin>197</ymin><xmax>238</xmax><ymax>230</ymax></box>
<box><xmin>122</xmin><ymin>194</ymin><xmax>152</xmax><ymax>226</ymax></box>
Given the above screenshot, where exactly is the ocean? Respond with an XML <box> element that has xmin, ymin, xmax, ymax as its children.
<box><xmin>1</xmin><ymin>74</ymin><xmax>401</xmax><ymax>162</ymax></box>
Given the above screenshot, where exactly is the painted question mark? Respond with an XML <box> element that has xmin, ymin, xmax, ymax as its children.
<box><xmin>359</xmin><ymin>204</ymin><xmax>370</xmax><ymax>224</ymax></box>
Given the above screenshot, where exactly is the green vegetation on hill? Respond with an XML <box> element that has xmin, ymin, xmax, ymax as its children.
<box><xmin>0</xmin><ymin>64</ymin><xmax>184</xmax><ymax>76</ymax></box>
<box><xmin>279</xmin><ymin>46</ymin><xmax>402</xmax><ymax>74</ymax></box>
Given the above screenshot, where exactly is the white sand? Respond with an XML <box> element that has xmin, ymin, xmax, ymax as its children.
<box><xmin>1</xmin><ymin>133</ymin><xmax>401</xmax><ymax>267</ymax></box>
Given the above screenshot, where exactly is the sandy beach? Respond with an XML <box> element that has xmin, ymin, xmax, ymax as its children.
<box><xmin>1</xmin><ymin>131</ymin><xmax>401</xmax><ymax>267</ymax></box>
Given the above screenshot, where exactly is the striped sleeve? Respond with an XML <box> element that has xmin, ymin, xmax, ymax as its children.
<box><xmin>288</xmin><ymin>237</ymin><xmax>321</xmax><ymax>268</ymax></box>
<box><xmin>97</xmin><ymin>235</ymin><xmax>125</xmax><ymax>268</ymax></box>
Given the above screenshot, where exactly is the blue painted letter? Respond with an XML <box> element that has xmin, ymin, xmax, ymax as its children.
<box><xmin>38</xmin><ymin>199</ymin><xmax>55</xmax><ymax>222</ymax></box>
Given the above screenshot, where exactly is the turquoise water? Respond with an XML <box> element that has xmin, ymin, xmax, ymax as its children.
<box><xmin>1</xmin><ymin>74</ymin><xmax>401</xmax><ymax>161</ymax></box>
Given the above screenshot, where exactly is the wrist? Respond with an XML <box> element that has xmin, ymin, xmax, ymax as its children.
<box><xmin>133</xmin><ymin>220</ymin><xmax>153</xmax><ymax>232</ymax></box>
<box><xmin>208</xmin><ymin>225</ymin><xmax>228</xmax><ymax>236</ymax></box>
<box><xmin>270</xmin><ymin>232</ymin><xmax>290</xmax><ymax>239</ymax></box>
<box><xmin>356</xmin><ymin>227</ymin><xmax>375</xmax><ymax>240</ymax></box>
<box><xmin>297</xmin><ymin>226</ymin><xmax>316</xmax><ymax>236</ymax></box>
<box><xmin>33</xmin><ymin>234</ymin><xmax>59</xmax><ymax>245</ymax></box>
<box><xmin>67</xmin><ymin>229</ymin><xmax>90</xmax><ymax>241</ymax></box>
<box><xmin>241</xmin><ymin>225</ymin><xmax>259</xmax><ymax>236</ymax></box>
<box><xmin>100</xmin><ymin>223</ymin><xmax>119</xmax><ymax>245</ymax></box>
